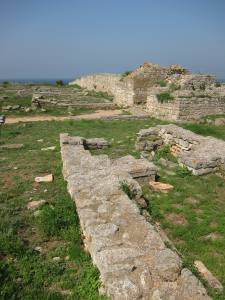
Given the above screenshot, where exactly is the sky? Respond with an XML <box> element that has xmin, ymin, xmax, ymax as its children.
<box><xmin>0</xmin><ymin>0</ymin><xmax>225</xmax><ymax>80</ymax></box>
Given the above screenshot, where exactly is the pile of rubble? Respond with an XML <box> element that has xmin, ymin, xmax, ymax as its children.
<box><xmin>136</xmin><ymin>124</ymin><xmax>225</xmax><ymax>175</ymax></box>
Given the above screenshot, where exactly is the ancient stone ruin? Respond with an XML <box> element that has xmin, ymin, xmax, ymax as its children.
<box><xmin>60</xmin><ymin>133</ymin><xmax>211</xmax><ymax>299</ymax></box>
<box><xmin>70</xmin><ymin>62</ymin><xmax>225</xmax><ymax>121</ymax></box>
<box><xmin>136</xmin><ymin>124</ymin><xmax>225</xmax><ymax>175</ymax></box>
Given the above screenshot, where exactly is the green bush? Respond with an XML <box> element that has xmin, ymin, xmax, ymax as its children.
<box><xmin>121</xmin><ymin>71</ymin><xmax>132</xmax><ymax>78</ymax></box>
<box><xmin>56</xmin><ymin>80</ymin><xmax>64</xmax><ymax>86</ymax></box>
<box><xmin>156</xmin><ymin>92</ymin><xmax>174</xmax><ymax>103</ymax></box>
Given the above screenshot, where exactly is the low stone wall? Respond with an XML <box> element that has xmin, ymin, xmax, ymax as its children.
<box><xmin>146</xmin><ymin>95</ymin><xmax>225</xmax><ymax>121</ymax></box>
<box><xmin>136</xmin><ymin>124</ymin><xmax>225</xmax><ymax>175</ymax></box>
<box><xmin>60</xmin><ymin>133</ymin><xmax>210</xmax><ymax>300</ymax></box>
<box><xmin>70</xmin><ymin>74</ymin><xmax>121</xmax><ymax>95</ymax></box>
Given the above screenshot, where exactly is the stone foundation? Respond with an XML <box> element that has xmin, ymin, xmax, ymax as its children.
<box><xmin>60</xmin><ymin>133</ymin><xmax>210</xmax><ymax>300</ymax></box>
<box><xmin>136</xmin><ymin>124</ymin><xmax>225</xmax><ymax>175</ymax></box>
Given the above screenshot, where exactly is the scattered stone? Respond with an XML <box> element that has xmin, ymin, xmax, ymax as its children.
<box><xmin>25</xmin><ymin>107</ymin><xmax>31</xmax><ymax>113</ymax></box>
<box><xmin>149</xmin><ymin>181</ymin><xmax>174</xmax><ymax>193</ymax></box>
<box><xmin>0</xmin><ymin>144</ymin><xmax>24</xmax><ymax>149</ymax></box>
<box><xmin>11</xmin><ymin>105</ymin><xmax>20</xmax><ymax>110</ymax></box>
<box><xmin>52</xmin><ymin>256</ymin><xmax>61</xmax><ymax>262</ymax></box>
<box><xmin>27</xmin><ymin>199</ymin><xmax>46</xmax><ymax>210</ymax></box>
<box><xmin>214</xmin><ymin>118</ymin><xmax>225</xmax><ymax>126</ymax></box>
<box><xmin>41</xmin><ymin>146</ymin><xmax>56</xmax><ymax>151</ymax></box>
<box><xmin>202</xmin><ymin>232</ymin><xmax>223</xmax><ymax>241</ymax></box>
<box><xmin>37</xmin><ymin>139</ymin><xmax>44</xmax><ymax>142</ymax></box>
<box><xmin>35</xmin><ymin>246</ymin><xmax>42</xmax><ymax>253</ymax></box>
<box><xmin>64</xmin><ymin>256</ymin><xmax>70</xmax><ymax>261</ymax></box>
<box><xmin>166</xmin><ymin>213</ymin><xmax>188</xmax><ymax>226</ymax></box>
<box><xmin>194</xmin><ymin>260</ymin><xmax>223</xmax><ymax>291</ymax></box>
<box><xmin>35</xmin><ymin>174</ymin><xmax>53</xmax><ymax>183</ymax></box>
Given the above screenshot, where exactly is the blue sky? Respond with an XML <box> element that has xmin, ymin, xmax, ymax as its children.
<box><xmin>0</xmin><ymin>0</ymin><xmax>225</xmax><ymax>79</ymax></box>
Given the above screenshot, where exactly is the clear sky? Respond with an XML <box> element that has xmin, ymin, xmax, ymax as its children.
<box><xmin>0</xmin><ymin>0</ymin><xmax>225</xmax><ymax>80</ymax></box>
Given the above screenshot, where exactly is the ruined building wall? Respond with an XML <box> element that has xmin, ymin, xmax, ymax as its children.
<box><xmin>146</xmin><ymin>95</ymin><xmax>225</xmax><ymax>121</ymax></box>
<box><xmin>70</xmin><ymin>74</ymin><xmax>121</xmax><ymax>95</ymax></box>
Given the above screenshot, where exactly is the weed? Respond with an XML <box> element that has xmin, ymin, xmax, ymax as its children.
<box><xmin>120</xmin><ymin>181</ymin><xmax>136</xmax><ymax>199</ymax></box>
<box><xmin>156</xmin><ymin>92</ymin><xmax>174</xmax><ymax>103</ymax></box>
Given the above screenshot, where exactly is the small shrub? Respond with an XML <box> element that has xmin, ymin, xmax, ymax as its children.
<box><xmin>3</xmin><ymin>81</ymin><xmax>9</xmax><ymax>87</ymax></box>
<box><xmin>156</xmin><ymin>92</ymin><xmax>174</xmax><ymax>103</ymax></box>
<box><xmin>121</xmin><ymin>71</ymin><xmax>132</xmax><ymax>78</ymax></box>
<box><xmin>199</xmin><ymin>83</ymin><xmax>206</xmax><ymax>90</ymax></box>
<box><xmin>56</xmin><ymin>80</ymin><xmax>64</xmax><ymax>86</ymax></box>
<box><xmin>120</xmin><ymin>181</ymin><xmax>136</xmax><ymax>199</ymax></box>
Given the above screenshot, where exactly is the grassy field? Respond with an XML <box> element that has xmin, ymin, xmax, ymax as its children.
<box><xmin>0</xmin><ymin>118</ymin><xmax>225</xmax><ymax>299</ymax></box>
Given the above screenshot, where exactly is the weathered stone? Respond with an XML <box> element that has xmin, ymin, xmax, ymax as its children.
<box><xmin>149</xmin><ymin>181</ymin><xmax>174</xmax><ymax>193</ymax></box>
<box><xmin>60</xmin><ymin>133</ymin><xmax>210</xmax><ymax>299</ymax></box>
<box><xmin>0</xmin><ymin>143</ymin><xmax>24</xmax><ymax>149</ymax></box>
<box><xmin>27</xmin><ymin>199</ymin><xmax>46</xmax><ymax>210</ymax></box>
<box><xmin>41</xmin><ymin>146</ymin><xmax>56</xmax><ymax>151</ymax></box>
<box><xmin>35</xmin><ymin>174</ymin><xmax>53</xmax><ymax>183</ymax></box>
<box><xmin>136</xmin><ymin>124</ymin><xmax>225</xmax><ymax>176</ymax></box>
<box><xmin>194</xmin><ymin>260</ymin><xmax>223</xmax><ymax>291</ymax></box>
<box><xmin>214</xmin><ymin>117</ymin><xmax>225</xmax><ymax>126</ymax></box>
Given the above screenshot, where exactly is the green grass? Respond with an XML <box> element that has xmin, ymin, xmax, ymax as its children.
<box><xmin>1</xmin><ymin>118</ymin><xmax>225</xmax><ymax>299</ymax></box>
<box><xmin>143</xmin><ymin>159</ymin><xmax>225</xmax><ymax>300</ymax></box>
<box><xmin>0</xmin><ymin>118</ymin><xmax>162</xmax><ymax>299</ymax></box>
<box><xmin>156</xmin><ymin>92</ymin><xmax>174</xmax><ymax>103</ymax></box>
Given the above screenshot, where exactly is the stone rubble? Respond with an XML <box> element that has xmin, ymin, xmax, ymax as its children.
<box><xmin>27</xmin><ymin>199</ymin><xmax>46</xmax><ymax>210</ymax></box>
<box><xmin>194</xmin><ymin>261</ymin><xmax>223</xmax><ymax>292</ymax></box>
<box><xmin>60</xmin><ymin>133</ymin><xmax>211</xmax><ymax>300</ymax></box>
<box><xmin>149</xmin><ymin>181</ymin><xmax>174</xmax><ymax>193</ymax></box>
<box><xmin>136</xmin><ymin>124</ymin><xmax>225</xmax><ymax>175</ymax></box>
<box><xmin>35</xmin><ymin>174</ymin><xmax>54</xmax><ymax>183</ymax></box>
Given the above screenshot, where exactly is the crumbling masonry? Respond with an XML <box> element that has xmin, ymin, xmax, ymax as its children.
<box><xmin>70</xmin><ymin>62</ymin><xmax>225</xmax><ymax>121</ymax></box>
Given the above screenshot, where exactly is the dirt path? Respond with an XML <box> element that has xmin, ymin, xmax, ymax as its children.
<box><xmin>5</xmin><ymin>110</ymin><xmax>124</xmax><ymax>124</ymax></box>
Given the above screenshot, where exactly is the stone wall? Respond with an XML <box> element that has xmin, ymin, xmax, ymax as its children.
<box><xmin>69</xmin><ymin>74</ymin><xmax>121</xmax><ymax>95</ymax></box>
<box><xmin>60</xmin><ymin>133</ymin><xmax>210</xmax><ymax>299</ymax></box>
<box><xmin>146</xmin><ymin>95</ymin><xmax>225</xmax><ymax>121</ymax></box>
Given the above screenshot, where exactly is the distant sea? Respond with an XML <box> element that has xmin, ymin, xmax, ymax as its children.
<box><xmin>0</xmin><ymin>78</ymin><xmax>74</xmax><ymax>84</ymax></box>
<box><xmin>0</xmin><ymin>78</ymin><xmax>224</xmax><ymax>84</ymax></box>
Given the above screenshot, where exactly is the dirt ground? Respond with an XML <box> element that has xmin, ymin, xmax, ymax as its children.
<box><xmin>5</xmin><ymin>109</ymin><xmax>124</xmax><ymax>124</ymax></box>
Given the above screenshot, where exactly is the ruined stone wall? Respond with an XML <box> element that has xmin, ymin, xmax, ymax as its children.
<box><xmin>70</xmin><ymin>74</ymin><xmax>121</xmax><ymax>95</ymax></box>
<box><xmin>60</xmin><ymin>133</ymin><xmax>211</xmax><ymax>299</ymax></box>
<box><xmin>146</xmin><ymin>95</ymin><xmax>225</xmax><ymax>121</ymax></box>
<box><xmin>146</xmin><ymin>95</ymin><xmax>181</xmax><ymax>120</ymax></box>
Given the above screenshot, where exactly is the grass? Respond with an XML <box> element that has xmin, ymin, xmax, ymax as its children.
<box><xmin>156</xmin><ymin>92</ymin><xmax>174</xmax><ymax>103</ymax></box>
<box><xmin>0</xmin><ymin>117</ymin><xmax>225</xmax><ymax>299</ymax></box>
<box><xmin>0</xmin><ymin>118</ymin><xmax>162</xmax><ymax>299</ymax></box>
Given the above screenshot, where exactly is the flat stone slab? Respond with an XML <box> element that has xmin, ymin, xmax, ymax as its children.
<box><xmin>0</xmin><ymin>143</ymin><xmax>24</xmax><ymax>149</ymax></box>
<box><xmin>60</xmin><ymin>133</ymin><xmax>210</xmax><ymax>300</ymax></box>
<box><xmin>149</xmin><ymin>181</ymin><xmax>174</xmax><ymax>193</ymax></box>
<box><xmin>136</xmin><ymin>124</ymin><xmax>225</xmax><ymax>175</ymax></box>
